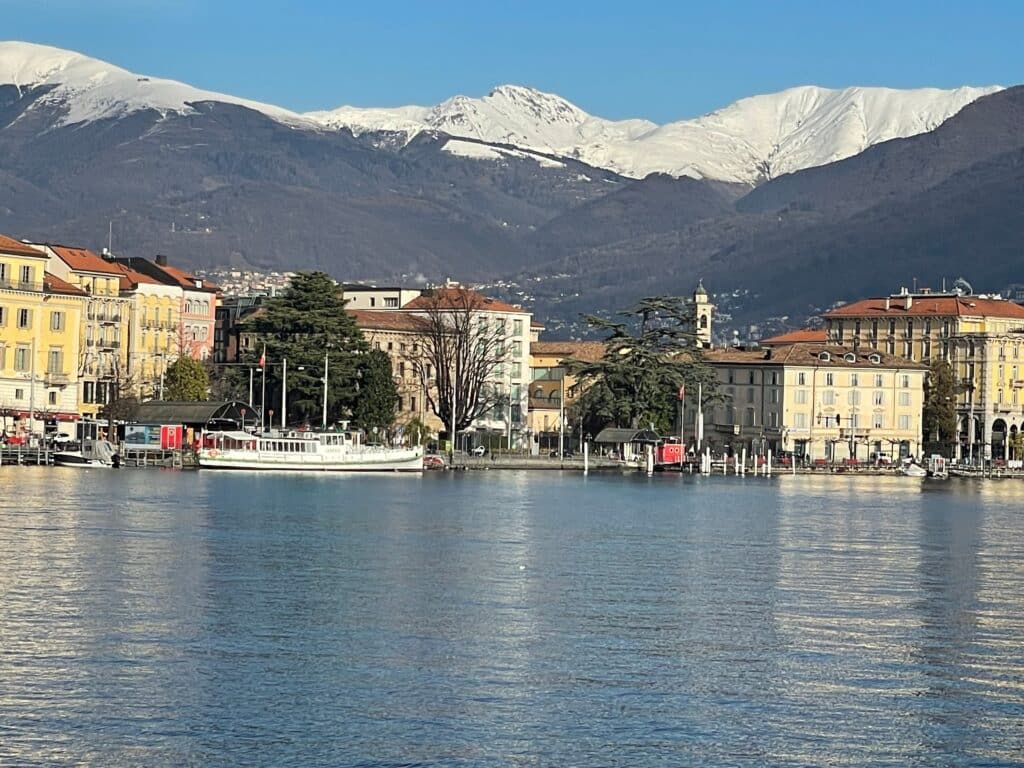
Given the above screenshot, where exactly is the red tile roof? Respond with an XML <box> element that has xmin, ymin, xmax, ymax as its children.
<box><xmin>157</xmin><ymin>263</ymin><xmax>220</xmax><ymax>293</ymax></box>
<box><xmin>112</xmin><ymin>262</ymin><xmax>163</xmax><ymax>290</ymax></box>
<box><xmin>531</xmin><ymin>340</ymin><xmax>607</xmax><ymax>362</ymax></box>
<box><xmin>825</xmin><ymin>295</ymin><xmax>1024</xmax><ymax>319</ymax></box>
<box><xmin>760</xmin><ymin>328</ymin><xmax>827</xmax><ymax>345</ymax></box>
<box><xmin>0</xmin><ymin>234</ymin><xmax>45</xmax><ymax>258</ymax></box>
<box><xmin>402</xmin><ymin>286</ymin><xmax>528</xmax><ymax>314</ymax></box>
<box><xmin>43</xmin><ymin>272</ymin><xmax>88</xmax><ymax>296</ymax></box>
<box><xmin>49</xmin><ymin>245</ymin><xmax>124</xmax><ymax>275</ymax></box>
<box><xmin>348</xmin><ymin>310</ymin><xmax>430</xmax><ymax>332</ymax></box>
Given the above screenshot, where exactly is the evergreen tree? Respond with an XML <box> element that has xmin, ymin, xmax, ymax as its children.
<box><xmin>248</xmin><ymin>272</ymin><xmax>368</xmax><ymax>428</ymax></box>
<box><xmin>569</xmin><ymin>296</ymin><xmax>716</xmax><ymax>434</ymax></box>
<box><xmin>922</xmin><ymin>358</ymin><xmax>958</xmax><ymax>455</ymax></box>
<box><xmin>351</xmin><ymin>349</ymin><xmax>398</xmax><ymax>435</ymax></box>
<box><xmin>163</xmin><ymin>356</ymin><xmax>210</xmax><ymax>401</ymax></box>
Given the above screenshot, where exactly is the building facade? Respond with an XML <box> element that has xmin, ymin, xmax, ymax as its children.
<box><xmin>824</xmin><ymin>289</ymin><xmax>1024</xmax><ymax>461</ymax></box>
<box><xmin>0</xmin><ymin>235</ymin><xmax>88</xmax><ymax>436</ymax></box>
<box><xmin>704</xmin><ymin>343</ymin><xmax>927</xmax><ymax>463</ymax></box>
<box><xmin>31</xmin><ymin>244</ymin><xmax>132</xmax><ymax>418</ymax></box>
<box><xmin>528</xmin><ymin>340</ymin><xmax>606</xmax><ymax>455</ymax></box>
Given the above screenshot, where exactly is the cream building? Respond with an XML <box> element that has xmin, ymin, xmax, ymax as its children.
<box><xmin>705</xmin><ymin>343</ymin><xmax>927</xmax><ymax>463</ymax></box>
<box><xmin>348</xmin><ymin>309</ymin><xmax>444</xmax><ymax>437</ymax></box>
<box><xmin>824</xmin><ymin>288</ymin><xmax>1024</xmax><ymax>461</ymax></box>
<box><xmin>528</xmin><ymin>340</ymin><xmax>605</xmax><ymax>455</ymax></box>
<box><xmin>29</xmin><ymin>243</ymin><xmax>132</xmax><ymax>418</ymax></box>
<box><xmin>114</xmin><ymin>264</ymin><xmax>183</xmax><ymax>399</ymax></box>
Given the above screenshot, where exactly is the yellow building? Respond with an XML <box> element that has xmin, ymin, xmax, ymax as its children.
<box><xmin>705</xmin><ymin>343</ymin><xmax>927</xmax><ymax>463</ymax></box>
<box><xmin>29</xmin><ymin>243</ymin><xmax>132</xmax><ymax>418</ymax></box>
<box><xmin>0</xmin><ymin>234</ymin><xmax>88</xmax><ymax>437</ymax></box>
<box><xmin>115</xmin><ymin>264</ymin><xmax>183</xmax><ymax>399</ymax></box>
<box><xmin>824</xmin><ymin>289</ymin><xmax>1024</xmax><ymax>461</ymax></box>
<box><xmin>528</xmin><ymin>340</ymin><xmax>606</xmax><ymax>455</ymax></box>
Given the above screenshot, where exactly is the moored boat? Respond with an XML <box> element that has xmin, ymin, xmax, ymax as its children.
<box><xmin>52</xmin><ymin>439</ymin><xmax>121</xmax><ymax>469</ymax></box>
<box><xmin>198</xmin><ymin>429</ymin><xmax>423</xmax><ymax>472</ymax></box>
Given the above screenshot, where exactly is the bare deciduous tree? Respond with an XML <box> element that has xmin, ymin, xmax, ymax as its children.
<box><xmin>407</xmin><ymin>287</ymin><xmax>510</xmax><ymax>437</ymax></box>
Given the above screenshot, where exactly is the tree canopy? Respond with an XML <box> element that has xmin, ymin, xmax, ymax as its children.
<box><xmin>162</xmin><ymin>356</ymin><xmax>210</xmax><ymax>401</ymax></box>
<box><xmin>245</xmin><ymin>271</ymin><xmax>369</xmax><ymax>428</ymax></box>
<box><xmin>568</xmin><ymin>296</ymin><xmax>716</xmax><ymax>434</ymax></box>
<box><xmin>923</xmin><ymin>358</ymin><xmax>958</xmax><ymax>455</ymax></box>
<box><xmin>350</xmin><ymin>349</ymin><xmax>398</xmax><ymax>435</ymax></box>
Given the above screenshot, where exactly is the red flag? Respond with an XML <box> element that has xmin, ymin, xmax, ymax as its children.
<box><xmin>678</xmin><ymin>384</ymin><xmax>686</xmax><ymax>401</ymax></box>
<box><xmin>258</xmin><ymin>344</ymin><xmax>266</xmax><ymax>369</ymax></box>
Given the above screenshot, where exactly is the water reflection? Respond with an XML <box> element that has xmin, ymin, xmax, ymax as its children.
<box><xmin>0</xmin><ymin>468</ymin><xmax>1022</xmax><ymax>766</ymax></box>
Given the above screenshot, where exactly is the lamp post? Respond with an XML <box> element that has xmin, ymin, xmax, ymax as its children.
<box><xmin>558</xmin><ymin>368</ymin><xmax>565</xmax><ymax>458</ymax></box>
<box><xmin>321</xmin><ymin>350</ymin><xmax>329</xmax><ymax>431</ymax></box>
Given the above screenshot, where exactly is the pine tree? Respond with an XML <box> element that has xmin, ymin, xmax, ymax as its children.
<box><xmin>351</xmin><ymin>349</ymin><xmax>398</xmax><ymax>436</ymax></box>
<box><xmin>922</xmin><ymin>358</ymin><xmax>958</xmax><ymax>455</ymax></box>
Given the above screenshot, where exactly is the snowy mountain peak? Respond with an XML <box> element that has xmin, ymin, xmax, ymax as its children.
<box><xmin>0</xmin><ymin>40</ymin><xmax>310</xmax><ymax>127</ymax></box>
<box><xmin>0</xmin><ymin>40</ymin><xmax>1004</xmax><ymax>184</ymax></box>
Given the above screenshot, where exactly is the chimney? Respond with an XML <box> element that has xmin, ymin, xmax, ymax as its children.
<box><xmin>884</xmin><ymin>297</ymin><xmax>890</xmax><ymax>310</ymax></box>
<box><xmin>155</xmin><ymin>254</ymin><xmax>168</xmax><ymax>267</ymax></box>
<box><xmin>905</xmin><ymin>294</ymin><xmax>913</xmax><ymax>310</ymax></box>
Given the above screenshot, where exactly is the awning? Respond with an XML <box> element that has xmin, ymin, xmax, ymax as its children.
<box><xmin>9</xmin><ymin>411</ymin><xmax>80</xmax><ymax>421</ymax></box>
<box><xmin>594</xmin><ymin>427</ymin><xmax>661</xmax><ymax>444</ymax></box>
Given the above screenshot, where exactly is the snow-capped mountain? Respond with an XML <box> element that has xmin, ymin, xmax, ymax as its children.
<box><xmin>317</xmin><ymin>83</ymin><xmax>1002</xmax><ymax>184</ymax></box>
<box><xmin>0</xmin><ymin>40</ymin><xmax>1002</xmax><ymax>185</ymax></box>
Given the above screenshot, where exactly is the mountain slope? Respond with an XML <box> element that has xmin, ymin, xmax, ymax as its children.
<box><xmin>0</xmin><ymin>41</ymin><xmax>1000</xmax><ymax>184</ymax></box>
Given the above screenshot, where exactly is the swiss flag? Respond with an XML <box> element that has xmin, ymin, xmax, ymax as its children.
<box><xmin>678</xmin><ymin>384</ymin><xmax>685</xmax><ymax>401</ymax></box>
<box><xmin>258</xmin><ymin>345</ymin><xmax>266</xmax><ymax>369</ymax></box>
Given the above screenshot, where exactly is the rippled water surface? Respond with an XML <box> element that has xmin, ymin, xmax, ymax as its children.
<box><xmin>1</xmin><ymin>468</ymin><xmax>1023</xmax><ymax>766</ymax></box>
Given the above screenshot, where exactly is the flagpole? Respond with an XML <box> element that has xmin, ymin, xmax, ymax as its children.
<box><xmin>696</xmin><ymin>382</ymin><xmax>703</xmax><ymax>454</ymax></box>
<box><xmin>260</xmin><ymin>344</ymin><xmax>267</xmax><ymax>433</ymax></box>
<box><xmin>281</xmin><ymin>357</ymin><xmax>287</xmax><ymax>431</ymax></box>
<box><xmin>679</xmin><ymin>384</ymin><xmax>685</xmax><ymax>463</ymax></box>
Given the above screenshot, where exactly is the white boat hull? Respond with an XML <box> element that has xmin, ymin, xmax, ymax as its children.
<box><xmin>53</xmin><ymin>453</ymin><xmax>114</xmax><ymax>469</ymax></box>
<box><xmin>197</xmin><ymin>449</ymin><xmax>424</xmax><ymax>472</ymax></box>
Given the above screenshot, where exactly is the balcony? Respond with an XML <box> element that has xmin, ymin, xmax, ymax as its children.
<box><xmin>839</xmin><ymin>427</ymin><xmax>870</xmax><ymax>440</ymax></box>
<box><xmin>45</xmin><ymin>373</ymin><xmax>71</xmax><ymax>387</ymax></box>
<box><xmin>98</xmin><ymin>339</ymin><xmax>121</xmax><ymax>349</ymax></box>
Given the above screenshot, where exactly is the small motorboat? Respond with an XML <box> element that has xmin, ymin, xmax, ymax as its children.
<box><xmin>53</xmin><ymin>439</ymin><xmax>121</xmax><ymax>469</ymax></box>
<box><xmin>900</xmin><ymin>459</ymin><xmax>927</xmax><ymax>477</ymax></box>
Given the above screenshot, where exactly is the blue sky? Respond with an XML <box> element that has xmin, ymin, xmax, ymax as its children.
<box><xmin>4</xmin><ymin>0</ymin><xmax>1022</xmax><ymax>122</ymax></box>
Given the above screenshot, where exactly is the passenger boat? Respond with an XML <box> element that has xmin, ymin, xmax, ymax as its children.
<box><xmin>198</xmin><ymin>429</ymin><xmax>423</xmax><ymax>472</ymax></box>
<box><xmin>899</xmin><ymin>459</ymin><xmax>927</xmax><ymax>477</ymax></box>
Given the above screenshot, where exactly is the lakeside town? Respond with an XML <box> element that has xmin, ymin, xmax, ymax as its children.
<box><xmin>1</xmin><ymin>230</ymin><xmax>1023</xmax><ymax>472</ymax></box>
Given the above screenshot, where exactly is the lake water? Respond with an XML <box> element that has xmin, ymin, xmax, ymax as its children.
<box><xmin>0</xmin><ymin>467</ymin><xmax>1022</xmax><ymax>767</ymax></box>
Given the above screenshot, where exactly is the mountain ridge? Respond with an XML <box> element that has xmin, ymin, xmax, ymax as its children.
<box><xmin>0</xmin><ymin>40</ymin><xmax>1000</xmax><ymax>185</ymax></box>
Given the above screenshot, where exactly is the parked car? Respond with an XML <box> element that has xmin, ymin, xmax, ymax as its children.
<box><xmin>471</xmin><ymin>445</ymin><xmax>487</xmax><ymax>456</ymax></box>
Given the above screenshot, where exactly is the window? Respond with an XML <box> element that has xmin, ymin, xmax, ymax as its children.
<box><xmin>886</xmin><ymin>339</ymin><xmax>895</xmax><ymax>355</ymax></box>
<box><xmin>369</xmin><ymin>297</ymin><xmax>376</xmax><ymax>307</ymax></box>
<box><xmin>795</xmin><ymin>389</ymin><xmax>808</xmax><ymax>404</ymax></box>
<box><xmin>746</xmin><ymin>388</ymin><xmax>755</xmax><ymax>403</ymax></box>
<box><xmin>797</xmin><ymin>372</ymin><xmax>806</xmax><ymax>386</ymax></box>
<box><xmin>888</xmin><ymin>319</ymin><xmax>896</xmax><ymax>336</ymax></box>
<box><xmin>769</xmin><ymin>389</ymin><xmax>779</xmax><ymax>404</ymax></box>
<box><xmin>874</xmin><ymin>374</ymin><xmax>883</xmax><ymax>387</ymax></box>
<box><xmin>850</xmin><ymin>373</ymin><xmax>859</xmax><ymax>387</ymax></box>
<box><xmin>898</xmin><ymin>415</ymin><xmax>911</xmax><ymax>430</ymax></box>
<box><xmin>899</xmin><ymin>392</ymin><xmax>911</xmax><ymax>407</ymax></box>
<box><xmin>744</xmin><ymin>409</ymin><xmax>755</xmax><ymax>427</ymax></box>
<box><xmin>512</xmin><ymin>340</ymin><xmax>522</xmax><ymax>356</ymax></box>
<box><xmin>19</xmin><ymin>265</ymin><xmax>33</xmax><ymax>285</ymax></box>
<box><xmin>17</xmin><ymin>308</ymin><xmax>31</xmax><ymax>329</ymax></box>
<box><xmin>825</xmin><ymin>372</ymin><xmax>834</xmax><ymax>386</ymax></box>
<box><xmin>768</xmin><ymin>411</ymin><xmax>780</xmax><ymax>427</ymax></box>
<box><xmin>901</xmin><ymin>374</ymin><xmax>910</xmax><ymax>388</ymax></box>
<box><xmin>903</xmin><ymin>340</ymin><xmax>912</xmax><ymax>358</ymax></box>
<box><xmin>822</xmin><ymin>390</ymin><xmax>836</xmax><ymax>406</ymax></box>
<box><xmin>793</xmin><ymin>412</ymin><xmax>807</xmax><ymax>428</ymax></box>
<box><xmin>47</xmin><ymin>349</ymin><xmax>62</xmax><ymax>374</ymax></box>
<box><xmin>0</xmin><ymin>344</ymin><xmax>5</xmax><ymax>370</ymax></box>
<box><xmin>398</xmin><ymin>362</ymin><xmax>405</xmax><ymax>377</ymax></box>
<box><xmin>14</xmin><ymin>388</ymin><xmax>23</xmax><ymax>400</ymax></box>
<box><xmin>384</xmin><ymin>297</ymin><xmax>398</xmax><ymax>308</ymax></box>
<box><xmin>847</xmin><ymin>390</ymin><xmax>860</xmax><ymax>406</ymax></box>
<box><xmin>870</xmin><ymin>320</ymin><xmax>878</xmax><ymax>340</ymax></box>
<box><xmin>83</xmin><ymin>381</ymin><xmax>95</xmax><ymax>404</ymax></box>
<box><xmin>873</xmin><ymin>391</ymin><xmax>884</xmax><ymax>406</ymax></box>
<box><xmin>514</xmin><ymin>319</ymin><xmax>523</xmax><ymax>335</ymax></box>
<box><xmin>997</xmin><ymin>389</ymin><xmax>1004</xmax><ymax>404</ymax></box>
<box><xmin>906</xmin><ymin>319</ymin><xmax>914</xmax><ymax>337</ymax></box>
<box><xmin>512</xmin><ymin>362</ymin><xmax>522</xmax><ymax>378</ymax></box>
<box><xmin>0</xmin><ymin>262</ymin><xmax>6</xmax><ymax>283</ymax></box>
<box><xmin>14</xmin><ymin>345</ymin><xmax>29</xmax><ymax>371</ymax></box>
<box><xmin>0</xmin><ymin>306</ymin><xmax>5</xmax><ymax>326</ymax></box>
<box><xmin>873</xmin><ymin>413</ymin><xmax>884</xmax><ymax>429</ymax></box>
<box><xmin>924</xmin><ymin>319</ymin><xmax>932</xmax><ymax>335</ymax></box>
<box><xmin>727</xmin><ymin>369</ymin><xmax>735</xmax><ymax>384</ymax></box>
<box><xmin>748</xmin><ymin>370</ymin><xmax>755</xmax><ymax>384</ymax></box>
<box><xmin>48</xmin><ymin>391</ymin><xmax>57</xmax><ymax>406</ymax></box>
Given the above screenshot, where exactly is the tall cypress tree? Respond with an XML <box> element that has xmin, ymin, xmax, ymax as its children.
<box><xmin>351</xmin><ymin>349</ymin><xmax>398</xmax><ymax>436</ymax></box>
<box><xmin>922</xmin><ymin>358</ymin><xmax>958</xmax><ymax>455</ymax></box>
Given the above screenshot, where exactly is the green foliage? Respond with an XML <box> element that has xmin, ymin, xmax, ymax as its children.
<box><xmin>248</xmin><ymin>271</ymin><xmax>369</xmax><ymax>428</ymax></box>
<box><xmin>351</xmin><ymin>349</ymin><xmax>398</xmax><ymax>435</ymax></box>
<box><xmin>163</xmin><ymin>356</ymin><xmax>210</xmax><ymax>401</ymax></box>
<box><xmin>922</xmin><ymin>358</ymin><xmax>958</xmax><ymax>453</ymax></box>
<box><xmin>569</xmin><ymin>296</ymin><xmax>716</xmax><ymax>434</ymax></box>
<box><xmin>401</xmin><ymin>416</ymin><xmax>431</xmax><ymax>446</ymax></box>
